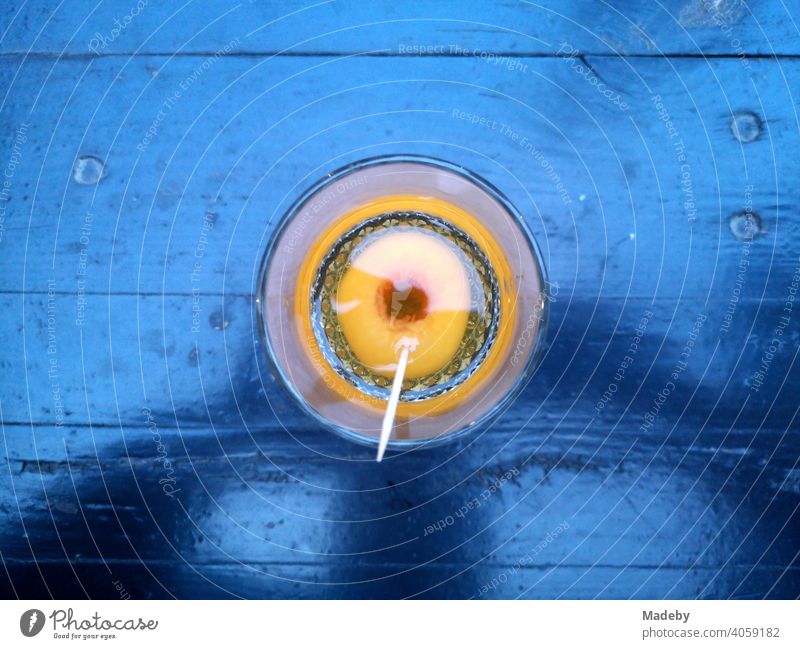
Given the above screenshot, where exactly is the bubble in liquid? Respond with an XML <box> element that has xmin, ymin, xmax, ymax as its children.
<box><xmin>72</xmin><ymin>156</ymin><xmax>107</xmax><ymax>185</ymax></box>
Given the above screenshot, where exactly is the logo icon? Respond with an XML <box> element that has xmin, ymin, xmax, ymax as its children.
<box><xmin>20</xmin><ymin>609</ymin><xmax>45</xmax><ymax>637</ymax></box>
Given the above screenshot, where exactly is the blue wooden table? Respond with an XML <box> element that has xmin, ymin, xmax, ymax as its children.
<box><xmin>1</xmin><ymin>1</ymin><xmax>798</xmax><ymax>599</ymax></box>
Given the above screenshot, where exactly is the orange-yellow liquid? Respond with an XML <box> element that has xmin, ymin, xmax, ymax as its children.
<box><xmin>296</xmin><ymin>195</ymin><xmax>517</xmax><ymax>416</ymax></box>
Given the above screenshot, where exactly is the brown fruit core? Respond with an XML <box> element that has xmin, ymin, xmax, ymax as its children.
<box><xmin>378</xmin><ymin>279</ymin><xmax>429</xmax><ymax>322</ymax></box>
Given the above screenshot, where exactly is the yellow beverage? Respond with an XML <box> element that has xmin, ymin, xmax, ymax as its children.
<box><xmin>259</xmin><ymin>156</ymin><xmax>547</xmax><ymax>445</ymax></box>
<box><xmin>296</xmin><ymin>195</ymin><xmax>515</xmax><ymax>416</ymax></box>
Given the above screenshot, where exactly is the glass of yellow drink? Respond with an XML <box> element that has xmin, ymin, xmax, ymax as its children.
<box><xmin>257</xmin><ymin>155</ymin><xmax>547</xmax><ymax>450</ymax></box>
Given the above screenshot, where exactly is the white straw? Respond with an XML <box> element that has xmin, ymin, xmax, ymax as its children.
<box><xmin>377</xmin><ymin>345</ymin><xmax>410</xmax><ymax>462</ymax></box>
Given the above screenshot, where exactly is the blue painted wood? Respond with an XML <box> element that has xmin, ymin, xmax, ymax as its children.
<box><xmin>1</xmin><ymin>295</ymin><xmax>797</xmax><ymax>428</ymax></box>
<box><xmin>0</xmin><ymin>55</ymin><xmax>797</xmax><ymax>300</ymax></box>
<box><xmin>1</xmin><ymin>1</ymin><xmax>799</xmax><ymax>599</ymax></box>
<box><xmin>0</xmin><ymin>0</ymin><xmax>796</xmax><ymax>56</ymax></box>
<box><xmin>2</xmin><ymin>422</ymin><xmax>798</xmax><ymax>598</ymax></box>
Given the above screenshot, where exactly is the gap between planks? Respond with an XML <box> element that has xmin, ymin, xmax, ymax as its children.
<box><xmin>1</xmin><ymin>51</ymin><xmax>799</xmax><ymax>61</ymax></box>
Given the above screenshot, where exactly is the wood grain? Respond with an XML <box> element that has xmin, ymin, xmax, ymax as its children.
<box><xmin>0</xmin><ymin>55</ymin><xmax>796</xmax><ymax>301</ymax></box>
<box><xmin>0</xmin><ymin>1</ymin><xmax>796</xmax><ymax>57</ymax></box>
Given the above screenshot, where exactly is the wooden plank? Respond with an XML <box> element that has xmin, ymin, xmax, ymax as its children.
<box><xmin>0</xmin><ymin>1</ymin><xmax>797</xmax><ymax>57</ymax></box>
<box><xmin>0</xmin><ymin>55</ymin><xmax>797</xmax><ymax>300</ymax></box>
<box><xmin>2</xmin><ymin>560</ymin><xmax>797</xmax><ymax>599</ymax></box>
<box><xmin>2</xmin><ymin>292</ymin><xmax>799</xmax><ymax>427</ymax></box>
<box><xmin>2</xmin><ymin>421</ymin><xmax>798</xmax><ymax>598</ymax></box>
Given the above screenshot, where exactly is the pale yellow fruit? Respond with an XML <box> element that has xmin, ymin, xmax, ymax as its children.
<box><xmin>335</xmin><ymin>230</ymin><xmax>471</xmax><ymax>378</ymax></box>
